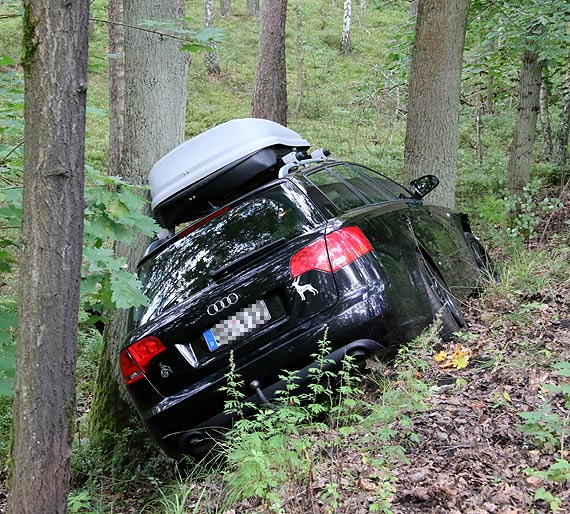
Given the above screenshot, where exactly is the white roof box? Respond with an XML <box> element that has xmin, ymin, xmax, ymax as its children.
<box><xmin>149</xmin><ymin>118</ymin><xmax>310</xmax><ymax>228</ymax></box>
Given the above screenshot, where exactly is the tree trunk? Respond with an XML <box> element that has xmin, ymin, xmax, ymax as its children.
<box><xmin>553</xmin><ymin>62</ymin><xmax>570</xmax><ymax>167</ymax></box>
<box><xmin>539</xmin><ymin>79</ymin><xmax>553</xmax><ymax>162</ymax></box>
<box><xmin>409</xmin><ymin>0</ymin><xmax>418</xmax><ymax>16</ymax></box>
<box><xmin>205</xmin><ymin>0</ymin><xmax>221</xmax><ymax>74</ymax></box>
<box><xmin>403</xmin><ymin>0</ymin><xmax>470</xmax><ymax>209</ymax></box>
<box><xmin>295</xmin><ymin>0</ymin><xmax>304</xmax><ymax>113</ymax></box>
<box><xmin>476</xmin><ymin>95</ymin><xmax>484</xmax><ymax>165</ymax></box>
<box><xmin>340</xmin><ymin>0</ymin><xmax>352</xmax><ymax>55</ymax></box>
<box><xmin>108</xmin><ymin>0</ymin><xmax>125</xmax><ymax>182</ymax></box>
<box><xmin>247</xmin><ymin>0</ymin><xmax>260</xmax><ymax>18</ymax></box>
<box><xmin>221</xmin><ymin>0</ymin><xmax>231</xmax><ymax>16</ymax></box>
<box><xmin>251</xmin><ymin>0</ymin><xmax>288</xmax><ymax>125</ymax></box>
<box><xmin>507</xmin><ymin>48</ymin><xmax>542</xmax><ymax>196</ymax></box>
<box><xmin>88</xmin><ymin>0</ymin><xmax>188</xmax><ymax>450</ymax></box>
<box><xmin>8</xmin><ymin>1</ymin><xmax>89</xmax><ymax>513</ymax></box>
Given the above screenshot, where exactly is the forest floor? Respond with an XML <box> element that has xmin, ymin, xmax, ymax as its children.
<box><xmin>0</xmin><ymin>197</ymin><xmax>569</xmax><ymax>514</ymax></box>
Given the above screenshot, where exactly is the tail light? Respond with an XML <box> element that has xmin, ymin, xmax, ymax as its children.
<box><xmin>290</xmin><ymin>226</ymin><xmax>373</xmax><ymax>278</ymax></box>
<box><xmin>120</xmin><ymin>336</ymin><xmax>166</xmax><ymax>385</ymax></box>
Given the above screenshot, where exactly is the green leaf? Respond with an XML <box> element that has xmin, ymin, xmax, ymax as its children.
<box><xmin>553</xmin><ymin>362</ymin><xmax>570</xmax><ymax>378</ymax></box>
<box><xmin>110</xmin><ymin>268</ymin><xmax>149</xmax><ymax>309</ymax></box>
<box><xmin>0</xmin><ymin>344</ymin><xmax>16</xmax><ymax>397</ymax></box>
<box><xmin>0</xmin><ymin>55</ymin><xmax>16</xmax><ymax>66</ymax></box>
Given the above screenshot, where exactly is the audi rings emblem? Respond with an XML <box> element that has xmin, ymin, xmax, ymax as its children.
<box><xmin>207</xmin><ymin>293</ymin><xmax>239</xmax><ymax>316</ymax></box>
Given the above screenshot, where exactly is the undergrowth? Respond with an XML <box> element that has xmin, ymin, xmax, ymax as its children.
<box><xmin>142</xmin><ymin>327</ymin><xmax>436</xmax><ymax>514</ymax></box>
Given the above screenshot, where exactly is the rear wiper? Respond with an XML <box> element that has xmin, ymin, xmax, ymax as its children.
<box><xmin>209</xmin><ymin>237</ymin><xmax>287</xmax><ymax>282</ymax></box>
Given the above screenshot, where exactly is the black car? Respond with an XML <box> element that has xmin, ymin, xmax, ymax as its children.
<box><xmin>119</xmin><ymin>152</ymin><xmax>494</xmax><ymax>459</ymax></box>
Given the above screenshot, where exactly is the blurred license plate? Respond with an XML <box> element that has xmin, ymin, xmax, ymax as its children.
<box><xmin>203</xmin><ymin>299</ymin><xmax>271</xmax><ymax>351</ymax></box>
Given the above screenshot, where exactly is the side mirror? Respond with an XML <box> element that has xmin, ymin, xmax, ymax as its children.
<box><xmin>409</xmin><ymin>175</ymin><xmax>440</xmax><ymax>199</ymax></box>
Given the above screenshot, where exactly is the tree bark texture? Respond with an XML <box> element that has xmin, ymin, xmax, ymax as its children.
<box><xmin>340</xmin><ymin>0</ymin><xmax>352</xmax><ymax>55</ymax></box>
<box><xmin>553</xmin><ymin>62</ymin><xmax>570</xmax><ymax>167</ymax></box>
<box><xmin>205</xmin><ymin>0</ymin><xmax>221</xmax><ymax>74</ymax></box>
<box><xmin>108</xmin><ymin>0</ymin><xmax>125</xmax><ymax>176</ymax></box>
<box><xmin>507</xmin><ymin>49</ymin><xmax>542</xmax><ymax>196</ymax></box>
<box><xmin>251</xmin><ymin>0</ymin><xmax>288</xmax><ymax>125</ymax></box>
<box><xmin>409</xmin><ymin>0</ymin><xmax>418</xmax><ymax>16</ymax></box>
<box><xmin>247</xmin><ymin>0</ymin><xmax>260</xmax><ymax>18</ymax></box>
<box><xmin>539</xmin><ymin>80</ymin><xmax>553</xmax><ymax>162</ymax></box>
<box><xmin>89</xmin><ymin>0</ymin><xmax>188</xmax><ymax>448</ymax></box>
<box><xmin>403</xmin><ymin>0</ymin><xmax>470</xmax><ymax>209</ymax></box>
<box><xmin>8</xmin><ymin>1</ymin><xmax>89</xmax><ymax>513</ymax></box>
<box><xmin>221</xmin><ymin>0</ymin><xmax>231</xmax><ymax>16</ymax></box>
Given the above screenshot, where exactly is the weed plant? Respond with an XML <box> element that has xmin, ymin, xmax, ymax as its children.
<box><xmin>208</xmin><ymin>331</ymin><xmax>435</xmax><ymax>514</ymax></box>
<box><xmin>519</xmin><ymin>362</ymin><xmax>570</xmax><ymax>512</ymax></box>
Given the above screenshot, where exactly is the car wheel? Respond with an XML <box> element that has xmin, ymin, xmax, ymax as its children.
<box><xmin>464</xmin><ymin>232</ymin><xmax>500</xmax><ymax>285</ymax></box>
<box><xmin>417</xmin><ymin>255</ymin><xmax>466</xmax><ymax>341</ymax></box>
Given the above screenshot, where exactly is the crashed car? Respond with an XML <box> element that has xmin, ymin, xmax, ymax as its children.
<box><xmin>119</xmin><ymin>119</ymin><xmax>494</xmax><ymax>458</ymax></box>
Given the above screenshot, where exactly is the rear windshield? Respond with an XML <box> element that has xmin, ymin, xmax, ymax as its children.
<box><xmin>134</xmin><ymin>182</ymin><xmax>322</xmax><ymax>325</ymax></box>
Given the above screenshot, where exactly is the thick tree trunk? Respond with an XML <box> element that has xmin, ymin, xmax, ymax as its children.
<box><xmin>553</xmin><ymin>63</ymin><xmax>570</xmax><ymax>167</ymax></box>
<box><xmin>89</xmin><ymin>0</ymin><xmax>188</xmax><ymax>449</ymax></box>
<box><xmin>205</xmin><ymin>0</ymin><xmax>221</xmax><ymax>74</ymax></box>
<box><xmin>403</xmin><ymin>0</ymin><xmax>470</xmax><ymax>209</ymax></box>
<box><xmin>221</xmin><ymin>0</ymin><xmax>231</xmax><ymax>16</ymax></box>
<box><xmin>8</xmin><ymin>1</ymin><xmax>89</xmax><ymax>513</ymax></box>
<box><xmin>340</xmin><ymin>0</ymin><xmax>352</xmax><ymax>55</ymax></box>
<box><xmin>108</xmin><ymin>0</ymin><xmax>125</xmax><ymax>175</ymax></box>
<box><xmin>507</xmin><ymin>49</ymin><xmax>542</xmax><ymax>197</ymax></box>
<box><xmin>251</xmin><ymin>0</ymin><xmax>288</xmax><ymax>125</ymax></box>
<box><xmin>539</xmin><ymin>79</ymin><xmax>553</xmax><ymax>162</ymax></box>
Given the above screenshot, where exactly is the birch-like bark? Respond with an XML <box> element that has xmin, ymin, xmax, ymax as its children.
<box><xmin>340</xmin><ymin>0</ymin><xmax>352</xmax><ymax>55</ymax></box>
<box><xmin>539</xmin><ymin>79</ymin><xmax>553</xmax><ymax>162</ymax></box>
<box><xmin>205</xmin><ymin>0</ymin><xmax>221</xmax><ymax>74</ymax></box>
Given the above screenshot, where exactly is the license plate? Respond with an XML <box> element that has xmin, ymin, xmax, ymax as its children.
<box><xmin>203</xmin><ymin>299</ymin><xmax>271</xmax><ymax>351</ymax></box>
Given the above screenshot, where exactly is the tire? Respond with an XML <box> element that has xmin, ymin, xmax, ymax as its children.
<box><xmin>464</xmin><ymin>232</ymin><xmax>500</xmax><ymax>286</ymax></box>
<box><xmin>417</xmin><ymin>254</ymin><xmax>466</xmax><ymax>341</ymax></box>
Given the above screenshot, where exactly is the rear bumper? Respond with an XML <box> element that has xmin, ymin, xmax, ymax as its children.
<box><xmin>136</xmin><ymin>288</ymin><xmax>431</xmax><ymax>458</ymax></box>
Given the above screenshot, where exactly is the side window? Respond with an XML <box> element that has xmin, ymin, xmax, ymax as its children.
<box><xmin>306</xmin><ymin>168</ymin><xmax>366</xmax><ymax>215</ymax></box>
<box><xmin>355</xmin><ymin>165</ymin><xmax>412</xmax><ymax>199</ymax></box>
<box><xmin>330</xmin><ymin>164</ymin><xmax>397</xmax><ymax>203</ymax></box>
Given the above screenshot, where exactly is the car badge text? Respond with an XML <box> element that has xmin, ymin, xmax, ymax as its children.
<box><xmin>207</xmin><ymin>293</ymin><xmax>239</xmax><ymax>316</ymax></box>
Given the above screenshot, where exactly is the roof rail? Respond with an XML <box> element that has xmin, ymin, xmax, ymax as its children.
<box><xmin>278</xmin><ymin>148</ymin><xmax>332</xmax><ymax>178</ymax></box>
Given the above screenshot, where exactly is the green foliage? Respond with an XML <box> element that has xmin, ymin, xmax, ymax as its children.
<box><xmin>136</xmin><ymin>17</ymin><xmax>223</xmax><ymax>53</ymax></box>
<box><xmin>68</xmin><ymin>490</ymin><xmax>97</xmax><ymax>514</ymax></box>
<box><xmin>214</xmin><ymin>332</ymin><xmax>432</xmax><ymax>513</ymax></box>
<box><xmin>0</xmin><ymin>395</ymin><xmax>12</xmax><ymax>464</ymax></box>
<box><xmin>80</xmin><ymin>167</ymin><xmax>159</xmax><ymax>316</ymax></box>
<box><xmin>519</xmin><ymin>362</ymin><xmax>570</xmax><ymax>512</ymax></box>
<box><xmin>472</xmin><ymin>179</ymin><xmax>565</xmax><ymax>250</ymax></box>
<box><xmin>518</xmin><ymin>361</ymin><xmax>570</xmax><ymax>451</ymax></box>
